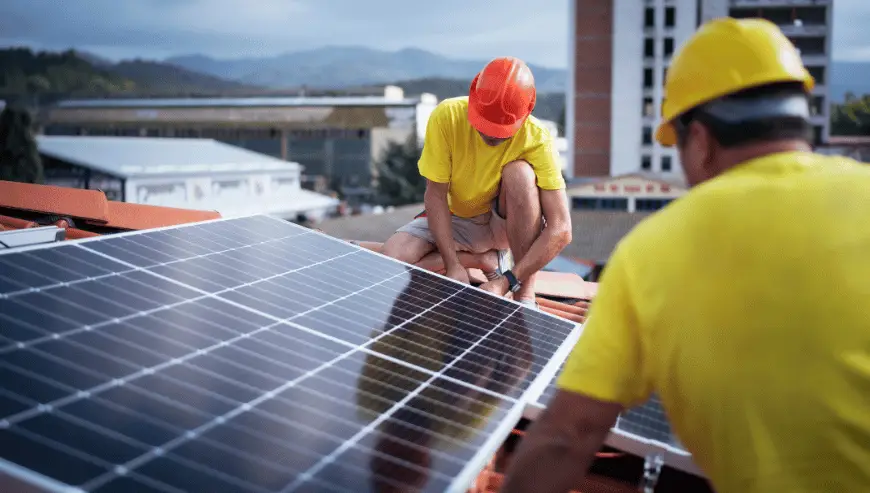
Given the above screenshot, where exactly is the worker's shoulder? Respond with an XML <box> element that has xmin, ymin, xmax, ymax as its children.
<box><xmin>519</xmin><ymin>114</ymin><xmax>555</xmax><ymax>141</ymax></box>
<box><xmin>431</xmin><ymin>96</ymin><xmax>469</xmax><ymax>123</ymax></box>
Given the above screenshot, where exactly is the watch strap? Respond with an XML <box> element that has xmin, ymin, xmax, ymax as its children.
<box><xmin>503</xmin><ymin>270</ymin><xmax>521</xmax><ymax>292</ymax></box>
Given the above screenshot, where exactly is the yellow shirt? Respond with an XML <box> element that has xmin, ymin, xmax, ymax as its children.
<box><xmin>418</xmin><ymin>96</ymin><xmax>565</xmax><ymax>218</ymax></box>
<box><xmin>557</xmin><ymin>151</ymin><xmax>870</xmax><ymax>493</ymax></box>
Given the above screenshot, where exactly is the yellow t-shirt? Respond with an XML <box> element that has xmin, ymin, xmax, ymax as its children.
<box><xmin>418</xmin><ymin>96</ymin><xmax>565</xmax><ymax>218</ymax></box>
<box><xmin>557</xmin><ymin>151</ymin><xmax>870</xmax><ymax>493</ymax></box>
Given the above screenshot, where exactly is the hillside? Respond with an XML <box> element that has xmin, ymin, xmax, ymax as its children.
<box><xmin>0</xmin><ymin>47</ymin><xmax>259</xmax><ymax>104</ymax></box>
<box><xmin>166</xmin><ymin>46</ymin><xmax>568</xmax><ymax>93</ymax></box>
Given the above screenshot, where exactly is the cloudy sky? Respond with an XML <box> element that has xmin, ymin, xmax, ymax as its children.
<box><xmin>0</xmin><ymin>0</ymin><xmax>867</xmax><ymax>67</ymax></box>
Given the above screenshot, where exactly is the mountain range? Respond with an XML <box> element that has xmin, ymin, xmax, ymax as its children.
<box><xmin>163</xmin><ymin>46</ymin><xmax>869</xmax><ymax>101</ymax></box>
<box><xmin>165</xmin><ymin>46</ymin><xmax>568</xmax><ymax>93</ymax></box>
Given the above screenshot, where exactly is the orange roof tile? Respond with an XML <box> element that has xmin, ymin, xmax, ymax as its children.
<box><xmin>0</xmin><ymin>214</ymin><xmax>39</xmax><ymax>229</ymax></box>
<box><xmin>0</xmin><ymin>180</ymin><xmax>110</xmax><ymax>223</ymax></box>
<box><xmin>103</xmin><ymin>201</ymin><xmax>220</xmax><ymax>231</ymax></box>
<box><xmin>0</xmin><ymin>181</ymin><xmax>222</xmax><ymax>243</ymax></box>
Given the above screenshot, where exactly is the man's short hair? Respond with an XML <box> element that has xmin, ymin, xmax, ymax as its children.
<box><xmin>675</xmin><ymin>82</ymin><xmax>812</xmax><ymax>148</ymax></box>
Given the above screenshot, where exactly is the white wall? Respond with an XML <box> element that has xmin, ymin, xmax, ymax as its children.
<box><xmin>610</xmin><ymin>0</ymin><xmax>644</xmax><ymax>176</ymax></box>
<box><xmin>614</xmin><ymin>0</ymin><xmax>698</xmax><ymax>178</ymax></box>
<box><xmin>125</xmin><ymin>170</ymin><xmax>338</xmax><ymax>218</ymax></box>
<box><xmin>414</xmin><ymin>97</ymin><xmax>438</xmax><ymax>145</ymax></box>
<box><xmin>660</xmin><ymin>0</ymin><xmax>699</xmax><ymax>178</ymax></box>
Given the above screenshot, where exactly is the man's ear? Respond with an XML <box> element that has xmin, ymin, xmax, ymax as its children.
<box><xmin>688</xmin><ymin>120</ymin><xmax>715</xmax><ymax>172</ymax></box>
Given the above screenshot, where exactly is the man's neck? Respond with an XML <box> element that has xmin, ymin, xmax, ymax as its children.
<box><xmin>712</xmin><ymin>139</ymin><xmax>813</xmax><ymax>176</ymax></box>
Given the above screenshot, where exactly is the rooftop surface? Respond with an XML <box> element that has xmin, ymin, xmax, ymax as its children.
<box><xmin>317</xmin><ymin>203</ymin><xmax>648</xmax><ymax>266</ymax></box>
<box><xmin>37</xmin><ymin>135</ymin><xmax>301</xmax><ymax>179</ymax></box>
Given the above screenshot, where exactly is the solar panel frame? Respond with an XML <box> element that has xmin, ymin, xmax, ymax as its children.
<box><xmin>527</xmin><ymin>371</ymin><xmax>703</xmax><ymax>478</ymax></box>
<box><xmin>0</xmin><ymin>214</ymin><xmax>583</xmax><ymax>493</ymax></box>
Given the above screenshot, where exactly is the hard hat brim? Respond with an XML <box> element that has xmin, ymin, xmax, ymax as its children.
<box><xmin>467</xmin><ymin>102</ymin><xmax>523</xmax><ymax>139</ymax></box>
<box><xmin>655</xmin><ymin>122</ymin><xmax>678</xmax><ymax>147</ymax></box>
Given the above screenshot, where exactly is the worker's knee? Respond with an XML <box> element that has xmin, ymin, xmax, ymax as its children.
<box><xmin>501</xmin><ymin>160</ymin><xmax>538</xmax><ymax>200</ymax></box>
<box><xmin>382</xmin><ymin>232</ymin><xmax>432</xmax><ymax>264</ymax></box>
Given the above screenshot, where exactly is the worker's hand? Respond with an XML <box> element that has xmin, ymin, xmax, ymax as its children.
<box><xmin>445</xmin><ymin>264</ymin><xmax>471</xmax><ymax>285</ymax></box>
<box><xmin>479</xmin><ymin>275</ymin><xmax>509</xmax><ymax>297</ymax></box>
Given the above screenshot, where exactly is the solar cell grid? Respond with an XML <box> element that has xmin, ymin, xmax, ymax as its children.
<box><xmin>0</xmin><ymin>215</ymin><xmax>580</xmax><ymax>492</ymax></box>
<box><xmin>533</xmin><ymin>369</ymin><xmax>690</xmax><ymax>456</ymax></box>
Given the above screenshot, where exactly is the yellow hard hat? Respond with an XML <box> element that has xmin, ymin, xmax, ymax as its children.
<box><xmin>656</xmin><ymin>17</ymin><xmax>815</xmax><ymax>147</ymax></box>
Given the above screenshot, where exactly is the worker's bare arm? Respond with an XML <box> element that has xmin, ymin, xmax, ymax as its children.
<box><xmin>500</xmin><ymin>390</ymin><xmax>622</xmax><ymax>493</ymax></box>
<box><xmin>424</xmin><ymin>179</ymin><xmax>468</xmax><ymax>283</ymax></box>
<box><xmin>511</xmin><ymin>188</ymin><xmax>572</xmax><ymax>283</ymax></box>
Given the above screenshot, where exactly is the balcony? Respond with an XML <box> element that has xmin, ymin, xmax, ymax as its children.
<box><xmin>779</xmin><ymin>23</ymin><xmax>828</xmax><ymax>36</ymax></box>
<box><xmin>800</xmin><ymin>53</ymin><xmax>828</xmax><ymax>66</ymax></box>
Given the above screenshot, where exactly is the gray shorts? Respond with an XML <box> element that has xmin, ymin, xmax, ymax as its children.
<box><xmin>396</xmin><ymin>201</ymin><xmax>510</xmax><ymax>254</ymax></box>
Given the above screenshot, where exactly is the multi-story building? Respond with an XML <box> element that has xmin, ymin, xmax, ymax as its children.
<box><xmin>566</xmin><ymin>0</ymin><xmax>834</xmax><ymax>180</ymax></box>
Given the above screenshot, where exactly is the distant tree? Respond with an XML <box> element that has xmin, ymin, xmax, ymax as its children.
<box><xmin>0</xmin><ymin>105</ymin><xmax>44</xmax><ymax>184</ymax></box>
<box><xmin>830</xmin><ymin>95</ymin><xmax>870</xmax><ymax>136</ymax></box>
<box><xmin>374</xmin><ymin>134</ymin><xmax>425</xmax><ymax>206</ymax></box>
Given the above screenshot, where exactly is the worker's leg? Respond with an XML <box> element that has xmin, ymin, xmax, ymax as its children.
<box><xmin>494</xmin><ymin>160</ymin><xmax>543</xmax><ymax>303</ymax></box>
<box><xmin>414</xmin><ymin>249</ymin><xmax>499</xmax><ymax>275</ymax></box>
<box><xmin>381</xmin><ymin>230</ymin><xmax>437</xmax><ymax>265</ymax></box>
<box><xmin>382</xmin><ymin>217</ymin><xmax>500</xmax><ymax>275</ymax></box>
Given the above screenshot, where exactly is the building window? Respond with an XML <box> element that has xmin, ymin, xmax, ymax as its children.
<box><xmin>811</xmin><ymin>96</ymin><xmax>825</xmax><ymax>116</ymax></box>
<box><xmin>663</xmin><ymin>66</ymin><xmax>669</xmax><ymax>85</ymax></box>
<box><xmin>644</xmin><ymin>7</ymin><xmax>655</xmax><ymax>27</ymax></box>
<box><xmin>807</xmin><ymin>66</ymin><xmax>825</xmax><ymax>85</ymax></box>
<box><xmin>665</xmin><ymin>7</ymin><xmax>676</xmax><ymax>27</ymax></box>
<box><xmin>636</xmin><ymin>198</ymin><xmax>673</xmax><ymax>211</ymax></box>
<box><xmin>661</xmin><ymin>155</ymin><xmax>673</xmax><ymax>172</ymax></box>
<box><xmin>642</xmin><ymin>155</ymin><xmax>652</xmax><ymax>170</ymax></box>
<box><xmin>644</xmin><ymin>68</ymin><xmax>654</xmax><ymax>88</ymax></box>
<box><xmin>572</xmin><ymin>197</ymin><xmax>629</xmax><ymax>211</ymax></box>
<box><xmin>643</xmin><ymin>97</ymin><xmax>655</xmax><ymax>117</ymax></box>
<box><xmin>664</xmin><ymin>38</ymin><xmax>675</xmax><ymax>57</ymax></box>
<box><xmin>644</xmin><ymin>38</ymin><xmax>655</xmax><ymax>58</ymax></box>
<box><xmin>642</xmin><ymin>126</ymin><xmax>652</xmax><ymax>145</ymax></box>
<box><xmin>813</xmin><ymin>126</ymin><xmax>824</xmax><ymax>146</ymax></box>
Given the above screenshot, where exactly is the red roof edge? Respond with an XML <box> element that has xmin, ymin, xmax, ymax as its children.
<box><xmin>0</xmin><ymin>180</ymin><xmax>110</xmax><ymax>223</ymax></box>
<box><xmin>0</xmin><ymin>181</ymin><xmax>222</xmax><ymax>239</ymax></box>
<box><xmin>101</xmin><ymin>201</ymin><xmax>221</xmax><ymax>231</ymax></box>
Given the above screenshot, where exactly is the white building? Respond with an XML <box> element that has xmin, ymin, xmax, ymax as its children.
<box><xmin>566</xmin><ymin>0</ymin><xmax>834</xmax><ymax>179</ymax></box>
<box><xmin>36</xmin><ymin>135</ymin><xmax>340</xmax><ymax>221</ymax></box>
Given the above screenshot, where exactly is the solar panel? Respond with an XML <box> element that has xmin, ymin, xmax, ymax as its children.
<box><xmin>531</xmin><ymin>369</ymin><xmax>700</xmax><ymax>477</ymax></box>
<box><xmin>0</xmin><ymin>215</ymin><xmax>580</xmax><ymax>493</ymax></box>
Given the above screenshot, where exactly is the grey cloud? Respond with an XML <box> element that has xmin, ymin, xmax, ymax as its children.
<box><xmin>0</xmin><ymin>0</ymin><xmax>866</xmax><ymax>67</ymax></box>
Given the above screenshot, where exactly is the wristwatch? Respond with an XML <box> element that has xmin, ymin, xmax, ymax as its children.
<box><xmin>503</xmin><ymin>270</ymin><xmax>522</xmax><ymax>293</ymax></box>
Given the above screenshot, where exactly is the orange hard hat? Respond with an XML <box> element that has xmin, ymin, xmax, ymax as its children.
<box><xmin>468</xmin><ymin>57</ymin><xmax>536</xmax><ymax>138</ymax></box>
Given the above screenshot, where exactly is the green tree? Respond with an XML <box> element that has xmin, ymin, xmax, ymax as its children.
<box><xmin>0</xmin><ymin>105</ymin><xmax>44</xmax><ymax>184</ymax></box>
<box><xmin>831</xmin><ymin>95</ymin><xmax>870</xmax><ymax>136</ymax></box>
<box><xmin>374</xmin><ymin>134</ymin><xmax>425</xmax><ymax>206</ymax></box>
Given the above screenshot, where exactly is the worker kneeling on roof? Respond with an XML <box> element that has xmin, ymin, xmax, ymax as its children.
<box><xmin>381</xmin><ymin>57</ymin><xmax>572</xmax><ymax>308</ymax></box>
<box><xmin>502</xmin><ymin>17</ymin><xmax>870</xmax><ymax>493</ymax></box>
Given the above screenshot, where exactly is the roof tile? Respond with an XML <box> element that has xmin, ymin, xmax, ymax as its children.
<box><xmin>0</xmin><ymin>214</ymin><xmax>38</xmax><ymax>230</ymax></box>
<box><xmin>103</xmin><ymin>201</ymin><xmax>221</xmax><ymax>230</ymax></box>
<box><xmin>0</xmin><ymin>180</ymin><xmax>110</xmax><ymax>223</ymax></box>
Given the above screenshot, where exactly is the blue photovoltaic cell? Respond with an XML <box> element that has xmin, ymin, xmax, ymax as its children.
<box><xmin>0</xmin><ymin>215</ymin><xmax>579</xmax><ymax>493</ymax></box>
